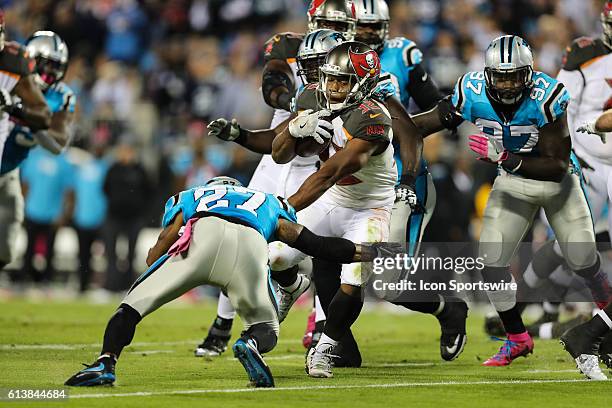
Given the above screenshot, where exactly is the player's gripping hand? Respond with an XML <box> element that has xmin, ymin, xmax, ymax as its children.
<box><xmin>208</xmin><ymin>118</ymin><xmax>241</xmax><ymax>141</ymax></box>
<box><xmin>577</xmin><ymin>122</ymin><xmax>607</xmax><ymax>144</ymax></box>
<box><xmin>468</xmin><ymin>134</ymin><xmax>508</xmax><ymax>163</ymax></box>
<box><xmin>289</xmin><ymin>109</ymin><xmax>333</xmax><ymax>144</ymax></box>
<box><xmin>395</xmin><ymin>183</ymin><xmax>425</xmax><ymax>214</ymax></box>
<box><xmin>0</xmin><ymin>88</ymin><xmax>13</xmax><ymax>111</ymax></box>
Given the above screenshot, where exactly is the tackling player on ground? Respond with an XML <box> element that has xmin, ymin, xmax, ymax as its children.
<box><xmin>64</xmin><ymin>176</ymin><xmax>390</xmax><ymax>388</ymax></box>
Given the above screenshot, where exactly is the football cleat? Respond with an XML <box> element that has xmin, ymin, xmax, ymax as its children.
<box><xmin>232</xmin><ymin>338</ymin><xmax>274</xmax><ymax>387</ymax></box>
<box><xmin>195</xmin><ymin>332</ymin><xmax>231</xmax><ymax>357</ymax></box>
<box><xmin>306</xmin><ymin>343</ymin><xmax>336</xmax><ymax>378</ymax></box>
<box><xmin>278</xmin><ymin>274</ymin><xmax>311</xmax><ymax>323</ymax></box>
<box><xmin>65</xmin><ymin>356</ymin><xmax>116</xmax><ymax>386</ymax></box>
<box><xmin>438</xmin><ymin>298</ymin><xmax>468</xmax><ymax>361</ymax></box>
<box><xmin>302</xmin><ymin>309</ymin><xmax>316</xmax><ymax>349</ymax></box>
<box><xmin>482</xmin><ymin>335</ymin><xmax>534</xmax><ymax>366</ymax></box>
<box><xmin>560</xmin><ymin>322</ymin><xmax>607</xmax><ymax>380</ymax></box>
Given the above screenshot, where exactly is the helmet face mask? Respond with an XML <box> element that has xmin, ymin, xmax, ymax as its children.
<box><xmin>485</xmin><ymin>66</ymin><xmax>532</xmax><ymax>105</ymax></box>
<box><xmin>297</xmin><ymin>29</ymin><xmax>347</xmax><ymax>84</ymax></box>
<box><xmin>484</xmin><ymin>35</ymin><xmax>534</xmax><ymax>105</ymax></box>
<box><xmin>25</xmin><ymin>31</ymin><xmax>69</xmax><ymax>90</ymax></box>
<box><xmin>354</xmin><ymin>0</ymin><xmax>390</xmax><ymax>52</ymax></box>
<box><xmin>316</xmin><ymin>41</ymin><xmax>380</xmax><ymax>112</ymax></box>
<box><xmin>602</xmin><ymin>2</ymin><xmax>612</xmax><ymax>48</ymax></box>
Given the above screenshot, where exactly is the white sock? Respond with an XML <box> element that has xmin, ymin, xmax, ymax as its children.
<box><xmin>217</xmin><ymin>292</ymin><xmax>236</xmax><ymax>320</ymax></box>
<box><xmin>523</xmin><ymin>264</ymin><xmax>542</xmax><ymax>288</ymax></box>
<box><xmin>315</xmin><ymin>295</ymin><xmax>327</xmax><ymax>322</ymax></box>
<box><xmin>539</xmin><ymin>322</ymin><xmax>553</xmax><ymax>340</ymax></box>
<box><xmin>317</xmin><ymin>333</ymin><xmax>339</xmax><ymax>349</ymax></box>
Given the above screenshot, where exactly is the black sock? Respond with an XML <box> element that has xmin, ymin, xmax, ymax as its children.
<box><xmin>102</xmin><ymin>304</ymin><xmax>142</xmax><ymax>358</ymax></box>
<box><xmin>498</xmin><ymin>305</ymin><xmax>526</xmax><ymax>334</ymax></box>
<box><xmin>242</xmin><ymin>323</ymin><xmax>277</xmax><ymax>354</ymax></box>
<box><xmin>270</xmin><ymin>265</ymin><xmax>298</xmax><ymax>287</ymax></box>
<box><xmin>312</xmin><ymin>258</ymin><xmax>342</xmax><ymax>314</ymax></box>
<box><xmin>210</xmin><ymin>315</ymin><xmax>233</xmax><ymax>336</ymax></box>
<box><xmin>324</xmin><ymin>289</ymin><xmax>363</xmax><ymax>341</ymax></box>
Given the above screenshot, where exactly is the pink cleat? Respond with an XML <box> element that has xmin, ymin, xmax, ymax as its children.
<box><xmin>302</xmin><ymin>309</ymin><xmax>316</xmax><ymax>349</ymax></box>
<box><xmin>482</xmin><ymin>332</ymin><xmax>534</xmax><ymax>366</ymax></box>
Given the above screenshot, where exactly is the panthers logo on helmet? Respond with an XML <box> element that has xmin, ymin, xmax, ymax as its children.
<box><xmin>348</xmin><ymin>47</ymin><xmax>380</xmax><ymax>78</ymax></box>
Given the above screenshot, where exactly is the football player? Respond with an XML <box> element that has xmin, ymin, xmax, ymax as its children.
<box><xmin>197</xmin><ymin>0</ymin><xmax>361</xmax><ymax>361</ymax></box>
<box><xmin>0</xmin><ymin>30</ymin><xmax>71</xmax><ymax>270</ymax></box>
<box><xmin>350</xmin><ymin>0</ymin><xmax>468</xmax><ymax>361</ymax></box>
<box><xmin>411</xmin><ymin>35</ymin><xmax>609</xmax><ymax>367</ymax></box>
<box><xmin>263</xmin><ymin>41</ymin><xmax>398</xmax><ymax>378</ymax></box>
<box><xmin>64</xmin><ymin>176</ymin><xmax>387</xmax><ymax>388</ymax></box>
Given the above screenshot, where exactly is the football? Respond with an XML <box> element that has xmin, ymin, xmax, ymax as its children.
<box><xmin>294</xmin><ymin>136</ymin><xmax>330</xmax><ymax>157</ymax></box>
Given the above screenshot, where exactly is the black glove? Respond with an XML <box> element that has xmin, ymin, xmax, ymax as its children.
<box><xmin>207</xmin><ymin>118</ymin><xmax>242</xmax><ymax>142</ymax></box>
<box><xmin>0</xmin><ymin>88</ymin><xmax>14</xmax><ymax>111</ymax></box>
<box><xmin>396</xmin><ymin>174</ymin><xmax>425</xmax><ymax>214</ymax></box>
<box><xmin>372</xmin><ymin>242</ymin><xmax>406</xmax><ymax>259</ymax></box>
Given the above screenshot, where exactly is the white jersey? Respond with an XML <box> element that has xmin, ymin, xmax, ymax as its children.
<box><xmin>326</xmin><ymin>101</ymin><xmax>397</xmax><ymax>209</ymax></box>
<box><xmin>557</xmin><ymin>37</ymin><xmax>612</xmax><ymax>164</ymax></box>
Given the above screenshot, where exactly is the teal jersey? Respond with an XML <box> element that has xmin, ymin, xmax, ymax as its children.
<box><xmin>162</xmin><ymin>185</ymin><xmax>297</xmax><ymax>242</ymax></box>
<box><xmin>1</xmin><ymin>81</ymin><xmax>76</xmax><ymax>175</ymax></box>
<box><xmin>375</xmin><ymin>37</ymin><xmax>423</xmax><ymax>108</ymax></box>
<box><xmin>451</xmin><ymin>70</ymin><xmax>570</xmax><ymax>154</ymax></box>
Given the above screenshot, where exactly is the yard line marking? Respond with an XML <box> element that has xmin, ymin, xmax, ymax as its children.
<box><xmin>523</xmin><ymin>369</ymin><xmax>582</xmax><ymax>374</ymax></box>
<box><xmin>0</xmin><ymin>339</ymin><xmax>301</xmax><ymax>351</ymax></box>
<box><xmin>71</xmin><ymin>379</ymin><xmax>597</xmax><ymax>399</ymax></box>
<box><xmin>125</xmin><ymin>350</ymin><xmax>175</xmax><ymax>355</ymax></box>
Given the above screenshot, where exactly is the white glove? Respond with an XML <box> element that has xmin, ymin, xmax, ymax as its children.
<box><xmin>289</xmin><ymin>109</ymin><xmax>333</xmax><ymax>144</ymax></box>
<box><xmin>0</xmin><ymin>88</ymin><xmax>13</xmax><ymax>110</ymax></box>
<box><xmin>577</xmin><ymin>121</ymin><xmax>606</xmax><ymax>144</ymax></box>
<box><xmin>207</xmin><ymin>118</ymin><xmax>241</xmax><ymax>141</ymax></box>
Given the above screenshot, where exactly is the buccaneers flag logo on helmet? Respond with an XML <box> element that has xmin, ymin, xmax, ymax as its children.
<box><xmin>308</xmin><ymin>0</ymin><xmax>327</xmax><ymax>16</ymax></box>
<box><xmin>348</xmin><ymin>47</ymin><xmax>380</xmax><ymax>79</ymax></box>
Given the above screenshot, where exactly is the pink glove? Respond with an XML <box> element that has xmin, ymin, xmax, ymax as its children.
<box><xmin>468</xmin><ymin>134</ymin><xmax>508</xmax><ymax>163</ymax></box>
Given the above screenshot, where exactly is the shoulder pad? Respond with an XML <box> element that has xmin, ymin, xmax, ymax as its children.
<box><xmin>385</xmin><ymin>37</ymin><xmax>422</xmax><ymax>67</ymax></box>
<box><xmin>562</xmin><ymin>37</ymin><xmax>610</xmax><ymax>71</ymax></box>
<box><xmin>264</xmin><ymin>32</ymin><xmax>305</xmax><ymax>62</ymax></box>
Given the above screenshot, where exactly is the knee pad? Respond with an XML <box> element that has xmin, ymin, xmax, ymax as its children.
<box><xmin>242</xmin><ymin>323</ymin><xmax>278</xmax><ymax>354</ymax></box>
<box><xmin>573</xmin><ymin>252</ymin><xmax>601</xmax><ymax>279</ymax></box>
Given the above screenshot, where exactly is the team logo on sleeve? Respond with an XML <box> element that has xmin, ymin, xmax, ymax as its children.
<box><xmin>348</xmin><ymin>48</ymin><xmax>381</xmax><ymax>78</ymax></box>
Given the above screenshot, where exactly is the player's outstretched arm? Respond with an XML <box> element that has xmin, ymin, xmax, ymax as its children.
<box><xmin>288</xmin><ymin>138</ymin><xmax>382</xmax><ymax>211</ymax></box>
<box><xmin>386</xmin><ymin>96</ymin><xmax>423</xmax><ymax>177</ymax></box>
<box><xmin>276</xmin><ymin>218</ymin><xmax>376</xmax><ymax>263</ymax></box>
<box><xmin>411</xmin><ymin>96</ymin><xmax>464</xmax><ymax>137</ymax></box>
<box><xmin>11</xmin><ymin>74</ymin><xmax>51</xmax><ymax>130</ymax></box>
<box><xmin>208</xmin><ymin>115</ymin><xmax>295</xmax><ymax>154</ymax></box>
<box><xmin>146</xmin><ymin>211</ymin><xmax>184</xmax><ymax>266</ymax></box>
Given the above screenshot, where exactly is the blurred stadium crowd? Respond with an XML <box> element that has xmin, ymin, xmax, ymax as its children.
<box><xmin>0</xmin><ymin>0</ymin><xmax>606</xmax><ymax>296</ymax></box>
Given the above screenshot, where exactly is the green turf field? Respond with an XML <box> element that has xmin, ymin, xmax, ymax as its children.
<box><xmin>0</xmin><ymin>299</ymin><xmax>609</xmax><ymax>407</ymax></box>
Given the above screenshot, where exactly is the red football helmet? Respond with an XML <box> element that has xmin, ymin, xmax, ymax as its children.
<box><xmin>602</xmin><ymin>1</ymin><xmax>612</xmax><ymax>48</ymax></box>
<box><xmin>308</xmin><ymin>0</ymin><xmax>356</xmax><ymax>40</ymax></box>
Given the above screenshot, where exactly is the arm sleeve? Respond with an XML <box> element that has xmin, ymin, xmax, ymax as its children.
<box><xmin>406</xmin><ymin>64</ymin><xmax>443</xmax><ymax>111</ymax></box>
<box><xmin>293</xmin><ymin>227</ymin><xmax>356</xmax><ymax>264</ymax></box>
